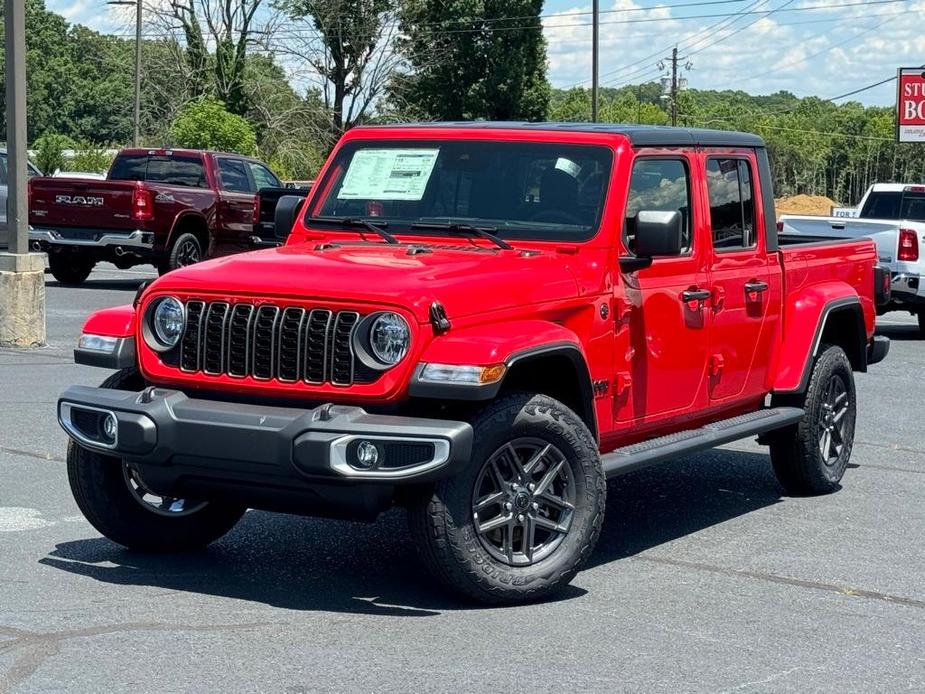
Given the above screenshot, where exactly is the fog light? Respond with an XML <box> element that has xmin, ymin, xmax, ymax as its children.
<box><xmin>355</xmin><ymin>441</ymin><xmax>380</xmax><ymax>469</ymax></box>
<box><xmin>101</xmin><ymin>414</ymin><xmax>117</xmax><ymax>442</ymax></box>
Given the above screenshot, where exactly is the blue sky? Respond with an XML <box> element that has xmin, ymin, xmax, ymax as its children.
<box><xmin>48</xmin><ymin>0</ymin><xmax>924</xmax><ymax>106</ymax></box>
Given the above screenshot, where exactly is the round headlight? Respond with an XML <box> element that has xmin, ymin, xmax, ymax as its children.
<box><xmin>148</xmin><ymin>297</ymin><xmax>184</xmax><ymax>351</ymax></box>
<box><xmin>369</xmin><ymin>312</ymin><xmax>410</xmax><ymax>366</ymax></box>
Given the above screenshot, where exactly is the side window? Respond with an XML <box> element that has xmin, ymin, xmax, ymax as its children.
<box><xmin>624</xmin><ymin>158</ymin><xmax>692</xmax><ymax>254</ymax></box>
<box><xmin>218</xmin><ymin>159</ymin><xmax>253</xmax><ymax>193</ymax></box>
<box><xmin>706</xmin><ymin>158</ymin><xmax>756</xmax><ymax>251</ymax></box>
<box><xmin>248</xmin><ymin>162</ymin><xmax>281</xmax><ymax>190</ymax></box>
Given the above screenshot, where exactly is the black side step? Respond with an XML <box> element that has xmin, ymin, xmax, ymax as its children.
<box><xmin>601</xmin><ymin>407</ymin><xmax>804</xmax><ymax>479</ymax></box>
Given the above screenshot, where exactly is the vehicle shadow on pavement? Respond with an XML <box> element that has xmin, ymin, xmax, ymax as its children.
<box><xmin>875</xmin><ymin>323</ymin><xmax>922</xmax><ymax>342</ymax></box>
<box><xmin>39</xmin><ymin>449</ymin><xmax>780</xmax><ymax>614</ymax></box>
<box><xmin>45</xmin><ymin>278</ymin><xmax>150</xmax><ymax>291</ymax></box>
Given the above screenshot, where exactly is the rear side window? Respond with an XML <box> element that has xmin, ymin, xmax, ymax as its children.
<box><xmin>707</xmin><ymin>158</ymin><xmax>756</xmax><ymax>251</ymax></box>
<box><xmin>248</xmin><ymin>162</ymin><xmax>280</xmax><ymax>190</ymax></box>
<box><xmin>624</xmin><ymin>158</ymin><xmax>692</xmax><ymax>254</ymax></box>
<box><xmin>218</xmin><ymin>159</ymin><xmax>253</xmax><ymax>193</ymax></box>
<box><xmin>109</xmin><ymin>154</ymin><xmax>206</xmax><ymax>188</ymax></box>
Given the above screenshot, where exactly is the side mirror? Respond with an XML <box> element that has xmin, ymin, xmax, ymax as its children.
<box><xmin>620</xmin><ymin>210</ymin><xmax>684</xmax><ymax>272</ymax></box>
<box><xmin>274</xmin><ymin>194</ymin><xmax>307</xmax><ymax>240</ymax></box>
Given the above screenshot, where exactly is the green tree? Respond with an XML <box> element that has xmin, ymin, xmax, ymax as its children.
<box><xmin>394</xmin><ymin>0</ymin><xmax>550</xmax><ymax>121</ymax></box>
<box><xmin>169</xmin><ymin>99</ymin><xmax>257</xmax><ymax>154</ymax></box>
<box><xmin>32</xmin><ymin>132</ymin><xmax>76</xmax><ymax>174</ymax></box>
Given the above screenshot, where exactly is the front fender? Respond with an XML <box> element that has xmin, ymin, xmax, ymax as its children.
<box><xmin>415</xmin><ymin>320</ymin><xmax>584</xmax><ymax>366</ymax></box>
<box><xmin>772</xmin><ymin>283</ymin><xmax>863</xmax><ymax>393</ymax></box>
<box><xmin>76</xmin><ymin>304</ymin><xmax>137</xmax><ymax>369</ymax></box>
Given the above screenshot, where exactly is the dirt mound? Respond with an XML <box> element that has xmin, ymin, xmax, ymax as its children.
<box><xmin>775</xmin><ymin>194</ymin><xmax>839</xmax><ymax>217</ymax></box>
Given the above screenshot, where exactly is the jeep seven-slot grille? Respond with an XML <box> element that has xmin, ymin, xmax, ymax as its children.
<box><xmin>178</xmin><ymin>300</ymin><xmax>365</xmax><ymax>386</ymax></box>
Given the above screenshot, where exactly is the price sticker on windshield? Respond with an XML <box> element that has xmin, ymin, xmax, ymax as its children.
<box><xmin>338</xmin><ymin>149</ymin><xmax>440</xmax><ymax>200</ymax></box>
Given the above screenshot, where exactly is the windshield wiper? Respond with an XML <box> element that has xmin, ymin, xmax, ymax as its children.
<box><xmin>305</xmin><ymin>216</ymin><xmax>399</xmax><ymax>245</ymax></box>
<box><xmin>409</xmin><ymin>222</ymin><xmax>514</xmax><ymax>250</ymax></box>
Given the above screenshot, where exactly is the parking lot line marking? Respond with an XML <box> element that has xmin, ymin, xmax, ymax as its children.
<box><xmin>0</xmin><ymin>447</ymin><xmax>63</xmax><ymax>463</ymax></box>
<box><xmin>635</xmin><ymin>555</ymin><xmax>925</xmax><ymax>610</ymax></box>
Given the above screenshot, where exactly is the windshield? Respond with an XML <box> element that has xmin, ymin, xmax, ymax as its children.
<box><xmin>310</xmin><ymin>140</ymin><xmax>613</xmax><ymax>242</ymax></box>
<box><xmin>860</xmin><ymin>190</ymin><xmax>925</xmax><ymax>221</ymax></box>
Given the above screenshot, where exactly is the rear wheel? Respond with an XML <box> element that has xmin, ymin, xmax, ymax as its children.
<box><xmin>769</xmin><ymin>345</ymin><xmax>856</xmax><ymax>495</ymax></box>
<box><xmin>66</xmin><ymin>369</ymin><xmax>245</xmax><ymax>550</ymax></box>
<box><xmin>158</xmin><ymin>232</ymin><xmax>203</xmax><ymax>275</ymax></box>
<box><xmin>408</xmin><ymin>393</ymin><xmax>605</xmax><ymax>604</ymax></box>
<box><xmin>49</xmin><ymin>252</ymin><xmax>94</xmax><ymax>285</ymax></box>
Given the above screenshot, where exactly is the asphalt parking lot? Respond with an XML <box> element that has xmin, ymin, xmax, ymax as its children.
<box><xmin>1</xmin><ymin>264</ymin><xmax>924</xmax><ymax>693</ymax></box>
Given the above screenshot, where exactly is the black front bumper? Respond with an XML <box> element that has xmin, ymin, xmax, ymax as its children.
<box><xmin>58</xmin><ymin>386</ymin><xmax>473</xmax><ymax>519</ymax></box>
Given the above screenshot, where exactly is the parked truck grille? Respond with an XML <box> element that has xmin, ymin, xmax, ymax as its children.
<box><xmin>177</xmin><ymin>300</ymin><xmax>367</xmax><ymax>386</ymax></box>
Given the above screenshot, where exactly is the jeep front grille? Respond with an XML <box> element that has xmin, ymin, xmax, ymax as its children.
<box><xmin>177</xmin><ymin>300</ymin><xmax>365</xmax><ymax>386</ymax></box>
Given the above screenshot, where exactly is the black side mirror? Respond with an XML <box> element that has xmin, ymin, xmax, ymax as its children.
<box><xmin>274</xmin><ymin>194</ymin><xmax>306</xmax><ymax>240</ymax></box>
<box><xmin>619</xmin><ymin>210</ymin><xmax>684</xmax><ymax>272</ymax></box>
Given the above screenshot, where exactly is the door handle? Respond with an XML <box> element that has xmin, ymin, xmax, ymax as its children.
<box><xmin>744</xmin><ymin>280</ymin><xmax>769</xmax><ymax>294</ymax></box>
<box><xmin>681</xmin><ymin>288</ymin><xmax>712</xmax><ymax>303</ymax></box>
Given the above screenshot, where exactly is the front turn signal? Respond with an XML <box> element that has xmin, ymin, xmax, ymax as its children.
<box><xmin>419</xmin><ymin>363</ymin><xmax>507</xmax><ymax>385</ymax></box>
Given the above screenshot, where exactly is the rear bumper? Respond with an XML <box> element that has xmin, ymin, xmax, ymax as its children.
<box><xmin>58</xmin><ymin>385</ymin><xmax>472</xmax><ymax>495</ymax></box>
<box><xmin>867</xmin><ymin>335</ymin><xmax>890</xmax><ymax>366</ymax></box>
<box><xmin>30</xmin><ymin>228</ymin><xmax>154</xmax><ymax>253</ymax></box>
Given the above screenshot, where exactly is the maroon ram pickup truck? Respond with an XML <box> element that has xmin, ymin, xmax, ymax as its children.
<box><xmin>29</xmin><ymin>148</ymin><xmax>282</xmax><ymax>284</ymax></box>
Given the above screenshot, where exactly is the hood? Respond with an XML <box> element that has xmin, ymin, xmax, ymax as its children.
<box><xmin>151</xmin><ymin>241</ymin><xmax>580</xmax><ymax>322</ymax></box>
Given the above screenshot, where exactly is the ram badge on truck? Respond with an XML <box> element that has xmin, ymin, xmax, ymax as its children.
<box><xmin>58</xmin><ymin>124</ymin><xmax>890</xmax><ymax>604</ymax></box>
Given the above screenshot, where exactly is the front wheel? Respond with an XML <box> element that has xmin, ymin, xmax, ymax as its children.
<box><xmin>769</xmin><ymin>344</ymin><xmax>857</xmax><ymax>495</ymax></box>
<box><xmin>408</xmin><ymin>393</ymin><xmax>605</xmax><ymax>604</ymax></box>
<box><xmin>66</xmin><ymin>369</ymin><xmax>245</xmax><ymax>551</ymax></box>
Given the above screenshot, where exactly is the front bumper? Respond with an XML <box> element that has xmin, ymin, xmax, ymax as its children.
<box><xmin>58</xmin><ymin>386</ymin><xmax>473</xmax><ymax>516</ymax></box>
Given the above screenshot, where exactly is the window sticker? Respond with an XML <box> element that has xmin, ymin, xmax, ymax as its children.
<box><xmin>554</xmin><ymin>157</ymin><xmax>581</xmax><ymax>179</ymax></box>
<box><xmin>337</xmin><ymin>148</ymin><xmax>440</xmax><ymax>201</ymax></box>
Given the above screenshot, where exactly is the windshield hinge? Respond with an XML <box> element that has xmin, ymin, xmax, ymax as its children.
<box><xmin>429</xmin><ymin>301</ymin><xmax>451</xmax><ymax>334</ymax></box>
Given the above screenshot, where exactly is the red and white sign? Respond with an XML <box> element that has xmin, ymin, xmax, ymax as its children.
<box><xmin>898</xmin><ymin>68</ymin><xmax>925</xmax><ymax>142</ymax></box>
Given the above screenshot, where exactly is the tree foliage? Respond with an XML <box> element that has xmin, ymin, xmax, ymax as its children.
<box><xmin>168</xmin><ymin>98</ymin><xmax>258</xmax><ymax>154</ymax></box>
<box><xmin>32</xmin><ymin>132</ymin><xmax>76</xmax><ymax>174</ymax></box>
<box><xmin>393</xmin><ymin>0</ymin><xmax>550</xmax><ymax>121</ymax></box>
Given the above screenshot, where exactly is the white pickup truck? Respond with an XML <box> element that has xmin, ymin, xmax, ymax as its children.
<box><xmin>780</xmin><ymin>183</ymin><xmax>925</xmax><ymax>335</ymax></box>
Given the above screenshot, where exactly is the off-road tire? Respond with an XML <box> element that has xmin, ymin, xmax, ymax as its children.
<box><xmin>67</xmin><ymin>368</ymin><xmax>245</xmax><ymax>551</ymax></box>
<box><xmin>158</xmin><ymin>232</ymin><xmax>202</xmax><ymax>276</ymax></box>
<box><xmin>408</xmin><ymin>393</ymin><xmax>606</xmax><ymax>605</ymax></box>
<box><xmin>769</xmin><ymin>345</ymin><xmax>856</xmax><ymax>496</ymax></box>
<box><xmin>49</xmin><ymin>253</ymin><xmax>94</xmax><ymax>285</ymax></box>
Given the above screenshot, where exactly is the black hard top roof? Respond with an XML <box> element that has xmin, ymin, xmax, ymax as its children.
<box><xmin>359</xmin><ymin>122</ymin><xmax>765</xmax><ymax>148</ymax></box>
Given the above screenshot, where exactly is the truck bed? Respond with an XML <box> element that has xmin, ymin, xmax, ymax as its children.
<box><xmin>29</xmin><ymin>178</ymin><xmax>143</xmax><ymax>233</ymax></box>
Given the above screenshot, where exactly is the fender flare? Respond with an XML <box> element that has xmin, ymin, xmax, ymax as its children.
<box><xmin>164</xmin><ymin>210</ymin><xmax>212</xmax><ymax>253</ymax></box>
<box><xmin>75</xmin><ymin>304</ymin><xmax>137</xmax><ymax>369</ymax></box>
<box><xmin>773</xmin><ymin>295</ymin><xmax>866</xmax><ymax>394</ymax></box>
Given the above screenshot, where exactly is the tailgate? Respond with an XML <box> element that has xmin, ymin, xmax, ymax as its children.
<box><xmin>29</xmin><ymin>178</ymin><xmax>139</xmax><ymax>230</ymax></box>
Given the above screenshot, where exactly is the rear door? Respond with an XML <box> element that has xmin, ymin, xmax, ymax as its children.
<box><xmin>703</xmin><ymin>153</ymin><xmax>779</xmax><ymax>404</ymax></box>
<box><xmin>215</xmin><ymin>156</ymin><xmax>257</xmax><ymax>254</ymax></box>
<box><xmin>615</xmin><ymin>153</ymin><xmax>712</xmax><ymax>425</ymax></box>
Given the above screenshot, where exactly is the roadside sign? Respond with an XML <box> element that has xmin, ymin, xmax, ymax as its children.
<box><xmin>897</xmin><ymin>68</ymin><xmax>925</xmax><ymax>142</ymax></box>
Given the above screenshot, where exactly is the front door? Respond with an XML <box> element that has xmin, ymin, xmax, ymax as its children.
<box><xmin>615</xmin><ymin>153</ymin><xmax>712</xmax><ymax>425</ymax></box>
<box><xmin>702</xmin><ymin>154</ymin><xmax>778</xmax><ymax>403</ymax></box>
<box><xmin>215</xmin><ymin>157</ymin><xmax>257</xmax><ymax>254</ymax></box>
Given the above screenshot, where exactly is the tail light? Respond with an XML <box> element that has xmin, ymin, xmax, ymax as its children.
<box><xmin>132</xmin><ymin>186</ymin><xmax>154</xmax><ymax>222</ymax></box>
<box><xmin>898</xmin><ymin>228</ymin><xmax>919</xmax><ymax>262</ymax></box>
<box><xmin>252</xmin><ymin>194</ymin><xmax>260</xmax><ymax>229</ymax></box>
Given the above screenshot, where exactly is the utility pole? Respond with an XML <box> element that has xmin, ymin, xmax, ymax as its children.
<box><xmin>0</xmin><ymin>0</ymin><xmax>47</xmax><ymax>346</ymax></box>
<box><xmin>658</xmin><ymin>47</ymin><xmax>692</xmax><ymax>127</ymax></box>
<box><xmin>591</xmin><ymin>0</ymin><xmax>599</xmax><ymax>122</ymax></box>
<box><xmin>669</xmin><ymin>47</ymin><xmax>679</xmax><ymax>127</ymax></box>
<box><xmin>108</xmin><ymin>0</ymin><xmax>142</xmax><ymax>146</ymax></box>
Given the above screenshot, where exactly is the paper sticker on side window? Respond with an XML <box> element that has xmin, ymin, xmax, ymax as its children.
<box><xmin>337</xmin><ymin>149</ymin><xmax>440</xmax><ymax>201</ymax></box>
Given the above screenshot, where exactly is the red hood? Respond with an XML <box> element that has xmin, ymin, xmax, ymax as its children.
<box><xmin>150</xmin><ymin>242</ymin><xmax>580</xmax><ymax>322</ymax></box>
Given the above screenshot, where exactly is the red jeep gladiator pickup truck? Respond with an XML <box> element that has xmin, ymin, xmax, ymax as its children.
<box><xmin>29</xmin><ymin>148</ymin><xmax>282</xmax><ymax>284</ymax></box>
<box><xmin>58</xmin><ymin>124</ymin><xmax>890</xmax><ymax>604</ymax></box>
